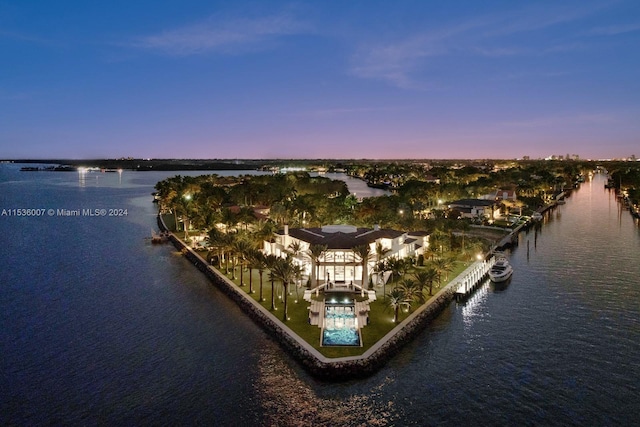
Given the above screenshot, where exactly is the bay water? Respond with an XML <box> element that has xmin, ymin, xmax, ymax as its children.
<box><xmin>1</xmin><ymin>165</ymin><xmax>638</xmax><ymax>425</ymax></box>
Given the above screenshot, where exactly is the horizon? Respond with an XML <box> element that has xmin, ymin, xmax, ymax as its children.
<box><xmin>5</xmin><ymin>156</ymin><xmax>639</xmax><ymax>163</ymax></box>
<box><xmin>1</xmin><ymin>1</ymin><xmax>639</xmax><ymax>159</ymax></box>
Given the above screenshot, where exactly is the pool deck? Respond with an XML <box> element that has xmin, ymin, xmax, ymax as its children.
<box><xmin>308</xmin><ymin>300</ymin><xmax>325</xmax><ymax>327</ymax></box>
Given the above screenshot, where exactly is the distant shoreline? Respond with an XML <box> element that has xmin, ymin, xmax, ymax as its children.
<box><xmin>11</xmin><ymin>159</ymin><xmax>263</xmax><ymax>171</ymax></box>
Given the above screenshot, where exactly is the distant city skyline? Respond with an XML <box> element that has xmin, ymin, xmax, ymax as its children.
<box><xmin>1</xmin><ymin>1</ymin><xmax>639</xmax><ymax>159</ymax></box>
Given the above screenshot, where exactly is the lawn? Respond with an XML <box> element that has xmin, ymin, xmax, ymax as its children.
<box><xmin>198</xmin><ymin>252</ymin><xmax>471</xmax><ymax>358</ymax></box>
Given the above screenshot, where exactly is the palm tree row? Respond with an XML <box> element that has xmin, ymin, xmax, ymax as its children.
<box><xmin>383</xmin><ymin>255</ymin><xmax>454</xmax><ymax>323</ymax></box>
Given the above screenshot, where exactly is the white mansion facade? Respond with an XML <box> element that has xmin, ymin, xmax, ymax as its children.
<box><xmin>263</xmin><ymin>224</ymin><xmax>428</xmax><ymax>286</ymax></box>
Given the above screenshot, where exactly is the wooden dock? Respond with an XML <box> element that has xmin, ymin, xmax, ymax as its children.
<box><xmin>454</xmin><ymin>258</ymin><xmax>495</xmax><ymax>301</ymax></box>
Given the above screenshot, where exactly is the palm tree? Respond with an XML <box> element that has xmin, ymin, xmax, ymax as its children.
<box><xmin>399</xmin><ymin>278</ymin><xmax>421</xmax><ymax>311</ymax></box>
<box><xmin>265</xmin><ymin>254</ymin><xmax>280</xmax><ymax>310</ymax></box>
<box><xmin>374</xmin><ymin>241</ymin><xmax>391</xmax><ymax>289</ymax></box>
<box><xmin>373</xmin><ymin>260</ymin><xmax>390</xmax><ymax>300</ymax></box>
<box><xmin>254</xmin><ymin>251</ymin><xmax>268</xmax><ymax>302</ymax></box>
<box><xmin>207</xmin><ymin>227</ymin><xmax>225</xmax><ymax>268</ymax></box>
<box><xmin>373</xmin><ymin>260</ymin><xmax>388</xmax><ymax>287</ymax></box>
<box><xmin>254</xmin><ymin>219</ymin><xmax>278</xmax><ymax>246</ymax></box>
<box><xmin>386</xmin><ymin>257</ymin><xmax>404</xmax><ymax>286</ymax></box>
<box><xmin>270</xmin><ymin>256</ymin><xmax>296</xmax><ymax>321</ymax></box>
<box><xmin>246</xmin><ymin>248</ymin><xmax>264</xmax><ymax>294</ymax></box>
<box><xmin>220</xmin><ymin>207</ymin><xmax>238</xmax><ymax>234</ymax></box>
<box><xmin>430</xmin><ymin>229</ymin><xmax>449</xmax><ymax>257</ymax></box>
<box><xmin>352</xmin><ymin>244</ymin><xmax>372</xmax><ymax>297</ymax></box>
<box><xmin>306</xmin><ymin>244</ymin><xmax>327</xmax><ymax>290</ymax></box>
<box><xmin>433</xmin><ymin>257</ymin><xmax>454</xmax><ymax>287</ymax></box>
<box><xmin>238</xmin><ymin>206</ymin><xmax>255</xmax><ymax>231</ymax></box>
<box><xmin>287</xmin><ymin>240</ymin><xmax>304</xmax><ymax>280</ymax></box>
<box><xmin>397</xmin><ymin>257</ymin><xmax>412</xmax><ymax>277</ymax></box>
<box><xmin>375</xmin><ymin>241</ymin><xmax>391</xmax><ymax>263</ymax></box>
<box><xmin>287</xmin><ymin>241</ymin><xmax>304</xmax><ymax>260</ymax></box>
<box><xmin>415</xmin><ymin>268</ymin><xmax>438</xmax><ymax>297</ymax></box>
<box><xmin>219</xmin><ymin>232</ymin><xmax>235</xmax><ymax>274</ymax></box>
<box><xmin>291</xmin><ymin>263</ymin><xmax>304</xmax><ymax>304</ymax></box>
<box><xmin>231</xmin><ymin>235</ymin><xmax>252</xmax><ymax>285</ymax></box>
<box><xmin>386</xmin><ymin>287</ymin><xmax>408</xmax><ymax>323</ymax></box>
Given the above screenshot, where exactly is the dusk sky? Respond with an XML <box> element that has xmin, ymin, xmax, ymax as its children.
<box><xmin>1</xmin><ymin>1</ymin><xmax>639</xmax><ymax>160</ymax></box>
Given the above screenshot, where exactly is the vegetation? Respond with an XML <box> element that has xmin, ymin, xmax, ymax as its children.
<box><xmin>156</xmin><ymin>158</ymin><xmax>637</xmax><ymax>357</ymax></box>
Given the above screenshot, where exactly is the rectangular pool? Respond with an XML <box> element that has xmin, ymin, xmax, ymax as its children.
<box><xmin>321</xmin><ymin>304</ymin><xmax>362</xmax><ymax>347</ymax></box>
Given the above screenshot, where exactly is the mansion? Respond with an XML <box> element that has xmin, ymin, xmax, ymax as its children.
<box><xmin>263</xmin><ymin>224</ymin><xmax>429</xmax><ymax>287</ymax></box>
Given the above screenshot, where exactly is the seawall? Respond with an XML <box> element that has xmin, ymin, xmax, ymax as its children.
<box><xmin>157</xmin><ymin>214</ymin><xmax>460</xmax><ymax>380</ymax></box>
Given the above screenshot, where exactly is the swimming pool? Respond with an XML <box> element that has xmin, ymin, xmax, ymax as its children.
<box><xmin>321</xmin><ymin>304</ymin><xmax>362</xmax><ymax>347</ymax></box>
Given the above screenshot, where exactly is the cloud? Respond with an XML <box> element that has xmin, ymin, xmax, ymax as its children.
<box><xmin>472</xmin><ymin>46</ymin><xmax>523</xmax><ymax>57</ymax></box>
<box><xmin>348</xmin><ymin>2</ymin><xmax>611</xmax><ymax>89</ymax></box>
<box><xmin>349</xmin><ymin>40</ymin><xmax>434</xmax><ymax>90</ymax></box>
<box><xmin>130</xmin><ymin>12</ymin><xmax>307</xmax><ymax>55</ymax></box>
<box><xmin>349</xmin><ymin>23</ymin><xmax>476</xmax><ymax>90</ymax></box>
<box><xmin>0</xmin><ymin>29</ymin><xmax>62</xmax><ymax>47</ymax></box>
<box><xmin>588</xmin><ymin>23</ymin><xmax>640</xmax><ymax>35</ymax></box>
<box><xmin>481</xmin><ymin>3</ymin><xmax>602</xmax><ymax>37</ymax></box>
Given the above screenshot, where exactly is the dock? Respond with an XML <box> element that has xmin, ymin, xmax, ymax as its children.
<box><xmin>454</xmin><ymin>258</ymin><xmax>496</xmax><ymax>301</ymax></box>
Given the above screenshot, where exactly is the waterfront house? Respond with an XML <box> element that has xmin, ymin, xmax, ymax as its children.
<box><xmin>448</xmin><ymin>199</ymin><xmax>497</xmax><ymax>220</ymax></box>
<box><xmin>263</xmin><ymin>224</ymin><xmax>428</xmax><ymax>287</ymax></box>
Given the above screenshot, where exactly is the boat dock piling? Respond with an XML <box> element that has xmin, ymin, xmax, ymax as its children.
<box><xmin>454</xmin><ymin>257</ymin><xmax>496</xmax><ymax>301</ymax></box>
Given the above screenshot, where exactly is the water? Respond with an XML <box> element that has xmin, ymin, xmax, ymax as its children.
<box><xmin>318</xmin><ymin>172</ymin><xmax>391</xmax><ymax>198</ymax></box>
<box><xmin>322</xmin><ymin>305</ymin><xmax>360</xmax><ymax>346</ymax></box>
<box><xmin>1</xmin><ymin>166</ymin><xmax>638</xmax><ymax>425</ymax></box>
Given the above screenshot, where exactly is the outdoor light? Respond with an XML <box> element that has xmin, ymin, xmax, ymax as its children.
<box><xmin>476</xmin><ymin>254</ymin><xmax>483</xmax><ymax>261</ymax></box>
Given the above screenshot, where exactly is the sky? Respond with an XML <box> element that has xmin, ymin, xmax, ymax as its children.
<box><xmin>1</xmin><ymin>0</ymin><xmax>639</xmax><ymax>160</ymax></box>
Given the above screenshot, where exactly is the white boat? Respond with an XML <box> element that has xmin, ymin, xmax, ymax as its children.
<box><xmin>489</xmin><ymin>255</ymin><xmax>513</xmax><ymax>283</ymax></box>
<box><xmin>531</xmin><ymin>212</ymin><xmax>543</xmax><ymax>221</ymax></box>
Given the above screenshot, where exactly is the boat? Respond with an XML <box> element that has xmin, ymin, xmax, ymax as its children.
<box><xmin>531</xmin><ymin>212</ymin><xmax>543</xmax><ymax>221</ymax></box>
<box><xmin>489</xmin><ymin>255</ymin><xmax>513</xmax><ymax>283</ymax></box>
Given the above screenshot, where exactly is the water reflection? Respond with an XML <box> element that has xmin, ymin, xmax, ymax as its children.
<box><xmin>460</xmin><ymin>281</ymin><xmax>490</xmax><ymax>329</ymax></box>
<box><xmin>78</xmin><ymin>167</ymin><xmax>86</xmax><ymax>187</ymax></box>
<box><xmin>256</xmin><ymin>349</ymin><xmax>399</xmax><ymax>426</ymax></box>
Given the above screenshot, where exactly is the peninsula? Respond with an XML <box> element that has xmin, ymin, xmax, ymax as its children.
<box><xmin>151</xmin><ymin>159</ymin><xmax>640</xmax><ymax>377</ymax></box>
